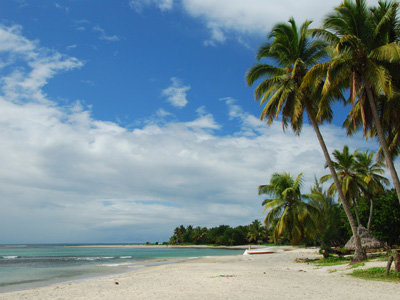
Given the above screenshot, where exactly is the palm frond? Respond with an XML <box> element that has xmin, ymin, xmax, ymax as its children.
<box><xmin>369</xmin><ymin>42</ymin><xmax>400</xmax><ymax>63</ymax></box>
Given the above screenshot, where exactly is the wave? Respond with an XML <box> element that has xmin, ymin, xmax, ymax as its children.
<box><xmin>0</xmin><ymin>256</ymin><xmax>20</xmax><ymax>259</ymax></box>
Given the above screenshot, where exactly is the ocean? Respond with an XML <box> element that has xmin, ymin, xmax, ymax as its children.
<box><xmin>0</xmin><ymin>244</ymin><xmax>243</xmax><ymax>293</ymax></box>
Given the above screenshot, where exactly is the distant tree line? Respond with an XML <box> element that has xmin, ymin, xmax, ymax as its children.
<box><xmin>169</xmin><ymin>220</ymin><xmax>270</xmax><ymax>246</ymax></box>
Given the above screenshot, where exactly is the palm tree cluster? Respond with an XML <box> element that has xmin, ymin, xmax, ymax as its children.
<box><xmin>169</xmin><ymin>222</ymin><xmax>270</xmax><ymax>246</ymax></box>
<box><xmin>246</xmin><ymin>0</ymin><xmax>400</xmax><ymax>261</ymax></box>
<box><xmin>259</xmin><ymin>147</ymin><xmax>388</xmax><ymax>249</ymax></box>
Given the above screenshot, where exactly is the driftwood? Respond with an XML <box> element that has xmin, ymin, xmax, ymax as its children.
<box><xmin>394</xmin><ymin>250</ymin><xmax>400</xmax><ymax>274</ymax></box>
<box><xmin>386</xmin><ymin>256</ymin><xmax>394</xmax><ymax>275</ymax></box>
<box><xmin>316</xmin><ymin>237</ymin><xmax>344</xmax><ymax>258</ymax></box>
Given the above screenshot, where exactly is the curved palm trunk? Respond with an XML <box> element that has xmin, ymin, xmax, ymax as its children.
<box><xmin>367</xmin><ymin>196</ymin><xmax>373</xmax><ymax>231</ymax></box>
<box><xmin>305</xmin><ymin>104</ymin><xmax>366</xmax><ymax>261</ymax></box>
<box><xmin>365</xmin><ymin>86</ymin><xmax>400</xmax><ymax>204</ymax></box>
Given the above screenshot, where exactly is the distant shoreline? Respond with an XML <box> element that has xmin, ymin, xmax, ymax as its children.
<box><xmin>69</xmin><ymin>244</ymin><xmax>277</xmax><ymax>250</ymax></box>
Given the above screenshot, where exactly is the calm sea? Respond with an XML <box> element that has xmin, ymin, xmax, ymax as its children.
<box><xmin>0</xmin><ymin>244</ymin><xmax>243</xmax><ymax>293</ymax></box>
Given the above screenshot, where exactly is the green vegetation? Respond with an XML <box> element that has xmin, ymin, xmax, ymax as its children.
<box><xmin>244</xmin><ymin>0</ymin><xmax>400</xmax><ymax>262</ymax></box>
<box><xmin>169</xmin><ymin>222</ymin><xmax>271</xmax><ymax>246</ymax></box>
<box><xmin>349</xmin><ymin>262</ymin><xmax>365</xmax><ymax>269</ymax></box>
<box><xmin>313</xmin><ymin>256</ymin><xmax>351</xmax><ymax>266</ymax></box>
<box><xmin>350</xmin><ymin>267</ymin><xmax>400</xmax><ymax>282</ymax></box>
<box><xmin>259</xmin><ymin>172</ymin><xmax>318</xmax><ymax>245</ymax></box>
<box><xmin>341</xmin><ymin>189</ymin><xmax>400</xmax><ymax>246</ymax></box>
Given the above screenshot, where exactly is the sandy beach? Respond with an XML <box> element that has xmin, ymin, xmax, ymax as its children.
<box><xmin>0</xmin><ymin>247</ymin><xmax>398</xmax><ymax>300</ymax></box>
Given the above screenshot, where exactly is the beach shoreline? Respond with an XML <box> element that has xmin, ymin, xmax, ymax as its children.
<box><xmin>1</xmin><ymin>246</ymin><xmax>398</xmax><ymax>300</ymax></box>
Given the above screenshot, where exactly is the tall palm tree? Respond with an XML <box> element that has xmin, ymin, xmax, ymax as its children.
<box><xmin>321</xmin><ymin>145</ymin><xmax>367</xmax><ymax>226</ymax></box>
<box><xmin>259</xmin><ymin>172</ymin><xmax>318</xmax><ymax>244</ymax></box>
<box><xmin>310</xmin><ymin>0</ymin><xmax>400</xmax><ymax>204</ymax></box>
<box><xmin>246</xmin><ymin>18</ymin><xmax>366</xmax><ymax>260</ymax></box>
<box><xmin>354</xmin><ymin>150</ymin><xmax>390</xmax><ymax>230</ymax></box>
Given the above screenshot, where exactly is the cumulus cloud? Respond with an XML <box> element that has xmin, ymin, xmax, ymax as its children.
<box><xmin>161</xmin><ymin>77</ymin><xmax>190</xmax><ymax>108</ymax></box>
<box><xmin>0</xmin><ymin>23</ymin><xmax>384</xmax><ymax>244</ymax></box>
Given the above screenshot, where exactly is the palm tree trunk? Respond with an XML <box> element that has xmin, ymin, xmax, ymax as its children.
<box><xmin>367</xmin><ymin>196</ymin><xmax>373</xmax><ymax>231</ymax></box>
<box><xmin>353</xmin><ymin>199</ymin><xmax>361</xmax><ymax>226</ymax></box>
<box><xmin>305</xmin><ymin>105</ymin><xmax>366</xmax><ymax>261</ymax></box>
<box><xmin>365</xmin><ymin>86</ymin><xmax>400</xmax><ymax>204</ymax></box>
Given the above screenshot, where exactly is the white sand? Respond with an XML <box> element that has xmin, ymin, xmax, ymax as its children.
<box><xmin>0</xmin><ymin>247</ymin><xmax>398</xmax><ymax>300</ymax></box>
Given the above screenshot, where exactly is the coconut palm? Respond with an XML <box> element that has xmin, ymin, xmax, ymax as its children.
<box><xmin>305</xmin><ymin>179</ymin><xmax>345</xmax><ymax>256</ymax></box>
<box><xmin>259</xmin><ymin>172</ymin><xmax>318</xmax><ymax>245</ymax></box>
<box><xmin>354</xmin><ymin>150</ymin><xmax>390</xmax><ymax>230</ymax></box>
<box><xmin>246</xmin><ymin>220</ymin><xmax>268</xmax><ymax>243</ymax></box>
<box><xmin>246</xmin><ymin>18</ymin><xmax>366</xmax><ymax>260</ymax></box>
<box><xmin>310</xmin><ymin>0</ymin><xmax>400</xmax><ymax>204</ymax></box>
<box><xmin>321</xmin><ymin>145</ymin><xmax>367</xmax><ymax>226</ymax></box>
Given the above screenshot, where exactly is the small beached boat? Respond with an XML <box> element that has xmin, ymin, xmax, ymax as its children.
<box><xmin>243</xmin><ymin>247</ymin><xmax>276</xmax><ymax>255</ymax></box>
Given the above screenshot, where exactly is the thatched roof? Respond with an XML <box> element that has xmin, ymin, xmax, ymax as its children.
<box><xmin>345</xmin><ymin>225</ymin><xmax>383</xmax><ymax>250</ymax></box>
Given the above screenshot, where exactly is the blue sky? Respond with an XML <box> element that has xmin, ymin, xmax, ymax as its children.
<box><xmin>0</xmin><ymin>0</ymin><xmax>390</xmax><ymax>244</ymax></box>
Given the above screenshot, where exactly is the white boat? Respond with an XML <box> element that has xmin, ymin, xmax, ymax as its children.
<box><xmin>243</xmin><ymin>247</ymin><xmax>277</xmax><ymax>255</ymax></box>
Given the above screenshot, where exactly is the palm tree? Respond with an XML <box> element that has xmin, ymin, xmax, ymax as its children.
<box><xmin>259</xmin><ymin>172</ymin><xmax>318</xmax><ymax>245</ymax></box>
<box><xmin>246</xmin><ymin>18</ymin><xmax>366</xmax><ymax>260</ymax></box>
<box><xmin>247</xmin><ymin>220</ymin><xmax>268</xmax><ymax>243</ymax></box>
<box><xmin>321</xmin><ymin>145</ymin><xmax>367</xmax><ymax>226</ymax></box>
<box><xmin>192</xmin><ymin>226</ymin><xmax>208</xmax><ymax>244</ymax></box>
<box><xmin>354</xmin><ymin>150</ymin><xmax>390</xmax><ymax>230</ymax></box>
<box><xmin>305</xmin><ymin>178</ymin><xmax>345</xmax><ymax>257</ymax></box>
<box><xmin>310</xmin><ymin>0</ymin><xmax>400</xmax><ymax>204</ymax></box>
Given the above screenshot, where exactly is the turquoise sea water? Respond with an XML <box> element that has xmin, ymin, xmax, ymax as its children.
<box><xmin>0</xmin><ymin>244</ymin><xmax>243</xmax><ymax>293</ymax></box>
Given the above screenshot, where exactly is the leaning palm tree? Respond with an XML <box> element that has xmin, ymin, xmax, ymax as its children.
<box><xmin>246</xmin><ymin>18</ymin><xmax>366</xmax><ymax>260</ymax></box>
<box><xmin>310</xmin><ymin>0</ymin><xmax>400</xmax><ymax>204</ymax></box>
<box><xmin>354</xmin><ymin>150</ymin><xmax>390</xmax><ymax>230</ymax></box>
<box><xmin>321</xmin><ymin>145</ymin><xmax>367</xmax><ymax>226</ymax></box>
<box><xmin>259</xmin><ymin>172</ymin><xmax>317</xmax><ymax>244</ymax></box>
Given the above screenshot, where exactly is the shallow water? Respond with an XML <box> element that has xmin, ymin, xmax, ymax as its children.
<box><xmin>0</xmin><ymin>244</ymin><xmax>243</xmax><ymax>293</ymax></box>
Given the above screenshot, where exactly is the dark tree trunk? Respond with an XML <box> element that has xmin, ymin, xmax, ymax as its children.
<box><xmin>394</xmin><ymin>250</ymin><xmax>400</xmax><ymax>274</ymax></box>
<box><xmin>367</xmin><ymin>196</ymin><xmax>373</xmax><ymax>231</ymax></box>
<box><xmin>365</xmin><ymin>86</ymin><xmax>400</xmax><ymax>205</ymax></box>
<box><xmin>386</xmin><ymin>255</ymin><xmax>394</xmax><ymax>275</ymax></box>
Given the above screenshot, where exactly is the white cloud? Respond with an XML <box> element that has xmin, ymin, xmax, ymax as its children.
<box><xmin>161</xmin><ymin>77</ymin><xmax>190</xmax><ymax>108</ymax></box>
<box><xmin>0</xmin><ymin>23</ymin><xmax>390</xmax><ymax>244</ymax></box>
<box><xmin>204</xmin><ymin>23</ymin><xmax>226</xmax><ymax>46</ymax></box>
<box><xmin>66</xmin><ymin>44</ymin><xmax>77</xmax><ymax>51</ymax></box>
<box><xmin>93</xmin><ymin>25</ymin><xmax>120</xmax><ymax>42</ymax></box>
<box><xmin>55</xmin><ymin>3</ymin><xmax>69</xmax><ymax>13</ymax></box>
<box><xmin>140</xmin><ymin>0</ymin><xmax>380</xmax><ymax>45</ymax></box>
<box><xmin>129</xmin><ymin>0</ymin><xmax>173</xmax><ymax>12</ymax></box>
<box><xmin>0</xmin><ymin>25</ymin><xmax>83</xmax><ymax>103</ymax></box>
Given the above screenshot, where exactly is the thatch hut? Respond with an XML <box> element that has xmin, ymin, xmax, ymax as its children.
<box><xmin>345</xmin><ymin>225</ymin><xmax>383</xmax><ymax>250</ymax></box>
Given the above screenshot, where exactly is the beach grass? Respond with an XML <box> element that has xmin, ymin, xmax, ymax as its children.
<box><xmin>312</xmin><ymin>256</ymin><xmax>351</xmax><ymax>266</ymax></box>
<box><xmin>349</xmin><ymin>267</ymin><xmax>400</xmax><ymax>282</ymax></box>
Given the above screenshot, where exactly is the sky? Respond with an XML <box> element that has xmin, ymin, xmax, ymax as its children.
<box><xmin>0</xmin><ymin>0</ymin><xmax>393</xmax><ymax>244</ymax></box>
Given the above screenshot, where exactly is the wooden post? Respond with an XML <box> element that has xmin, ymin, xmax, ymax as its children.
<box><xmin>394</xmin><ymin>250</ymin><xmax>400</xmax><ymax>274</ymax></box>
<box><xmin>386</xmin><ymin>256</ymin><xmax>394</xmax><ymax>275</ymax></box>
